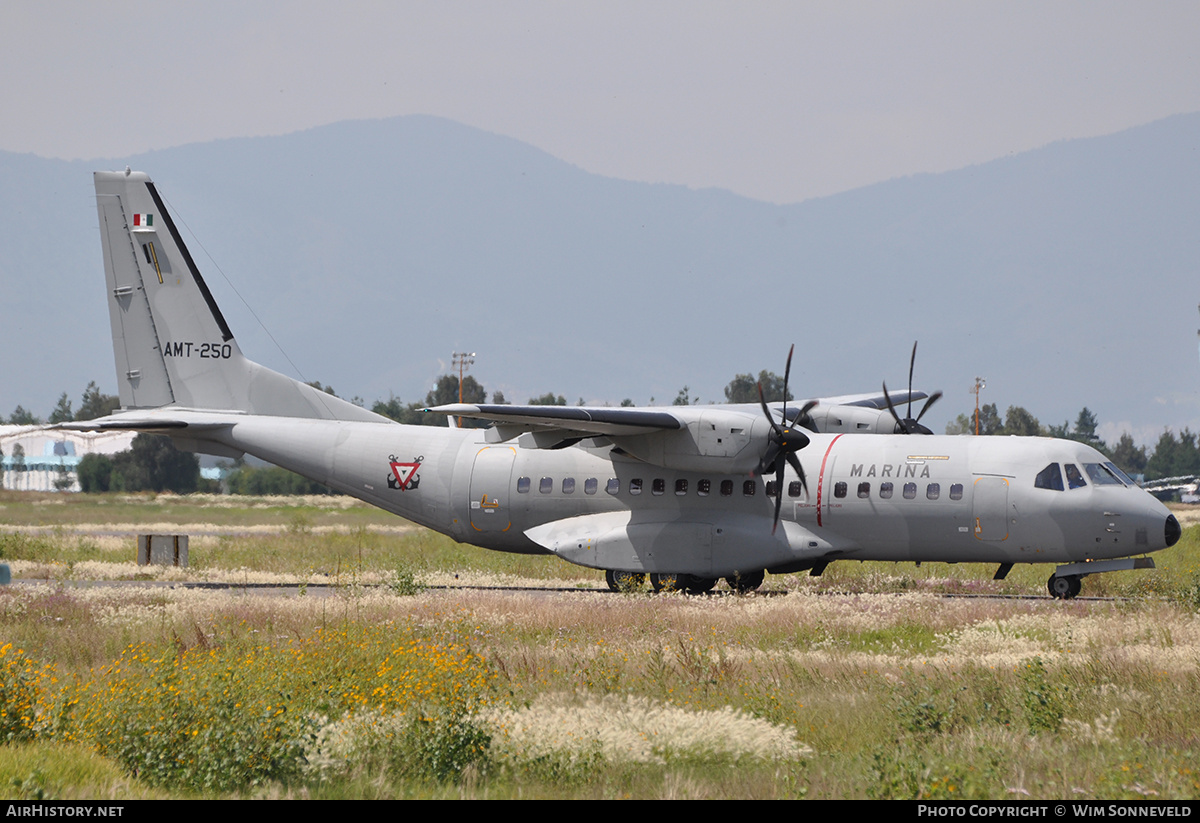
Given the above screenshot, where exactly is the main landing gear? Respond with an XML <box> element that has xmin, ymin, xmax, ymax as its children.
<box><xmin>604</xmin><ymin>570</ymin><xmax>646</xmax><ymax>592</ymax></box>
<box><xmin>1047</xmin><ymin>573</ymin><xmax>1082</xmax><ymax>600</ymax></box>
<box><xmin>604</xmin><ymin>570</ymin><xmax>765</xmax><ymax>594</ymax></box>
<box><xmin>724</xmin><ymin>570</ymin><xmax>765</xmax><ymax>593</ymax></box>
<box><xmin>649</xmin><ymin>573</ymin><xmax>717</xmax><ymax>595</ymax></box>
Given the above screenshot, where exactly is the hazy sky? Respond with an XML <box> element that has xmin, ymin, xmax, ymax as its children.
<box><xmin>3</xmin><ymin>1</ymin><xmax>1199</xmax><ymax>203</ymax></box>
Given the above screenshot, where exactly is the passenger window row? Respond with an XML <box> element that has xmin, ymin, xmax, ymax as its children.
<box><xmin>516</xmin><ymin>476</ymin><xmax>965</xmax><ymax>501</ymax></box>
<box><xmin>516</xmin><ymin>476</ymin><xmax>775</xmax><ymax>497</ymax></box>
<box><xmin>831</xmin><ymin>481</ymin><xmax>965</xmax><ymax>501</ymax></box>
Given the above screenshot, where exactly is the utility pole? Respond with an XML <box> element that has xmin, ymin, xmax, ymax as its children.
<box><xmin>452</xmin><ymin>351</ymin><xmax>475</xmax><ymax>428</ymax></box>
<box><xmin>971</xmin><ymin>377</ymin><xmax>986</xmax><ymax>436</ymax></box>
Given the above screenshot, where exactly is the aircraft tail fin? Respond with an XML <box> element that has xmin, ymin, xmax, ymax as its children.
<box><xmin>94</xmin><ymin>170</ymin><xmax>382</xmax><ymax>422</ymax></box>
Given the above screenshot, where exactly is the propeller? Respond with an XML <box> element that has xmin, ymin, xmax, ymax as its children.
<box><xmin>882</xmin><ymin>341</ymin><xmax>943</xmax><ymax>435</ymax></box>
<box><xmin>755</xmin><ymin>344</ymin><xmax>816</xmax><ymax>534</ymax></box>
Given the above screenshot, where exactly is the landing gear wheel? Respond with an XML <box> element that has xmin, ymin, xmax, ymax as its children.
<box><xmin>682</xmin><ymin>575</ymin><xmax>717</xmax><ymax>595</ymax></box>
<box><xmin>725</xmin><ymin>570</ymin><xmax>765</xmax><ymax>593</ymax></box>
<box><xmin>605</xmin><ymin>570</ymin><xmax>646</xmax><ymax>592</ymax></box>
<box><xmin>1047</xmin><ymin>573</ymin><xmax>1082</xmax><ymax>600</ymax></box>
<box><xmin>650</xmin><ymin>573</ymin><xmax>681</xmax><ymax>593</ymax></box>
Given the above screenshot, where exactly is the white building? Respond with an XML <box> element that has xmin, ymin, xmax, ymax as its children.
<box><xmin>0</xmin><ymin>425</ymin><xmax>136</xmax><ymax>492</ymax></box>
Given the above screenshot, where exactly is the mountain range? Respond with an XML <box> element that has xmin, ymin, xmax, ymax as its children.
<box><xmin>2</xmin><ymin>112</ymin><xmax>1198</xmax><ymax>445</ymax></box>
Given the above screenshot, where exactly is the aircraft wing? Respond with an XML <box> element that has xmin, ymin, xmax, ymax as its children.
<box><xmin>429</xmin><ymin>388</ymin><xmax>928</xmax><ymax>437</ymax></box>
<box><xmin>428</xmin><ymin>403</ymin><xmax>683</xmax><ymax>445</ymax></box>
<box><xmin>430</xmin><ymin>388</ymin><xmax>934</xmax><ymax>458</ymax></box>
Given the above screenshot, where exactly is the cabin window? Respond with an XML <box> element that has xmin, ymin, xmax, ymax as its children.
<box><xmin>584</xmin><ymin>477</ymin><xmax>598</xmax><ymax>494</ymax></box>
<box><xmin>1065</xmin><ymin>463</ymin><xmax>1087</xmax><ymax>489</ymax></box>
<box><xmin>539</xmin><ymin>477</ymin><xmax>553</xmax><ymax>494</ymax></box>
<box><xmin>675</xmin><ymin>479</ymin><xmax>688</xmax><ymax>495</ymax></box>
<box><xmin>629</xmin><ymin>478</ymin><xmax>643</xmax><ymax>495</ymax></box>
<box><xmin>903</xmin><ymin>482</ymin><xmax>917</xmax><ymax>499</ymax></box>
<box><xmin>720</xmin><ymin>480</ymin><xmax>734</xmax><ymax>496</ymax></box>
<box><xmin>949</xmin><ymin>483</ymin><xmax>963</xmax><ymax>500</ymax></box>
<box><xmin>834</xmin><ymin>481</ymin><xmax>847</xmax><ymax>499</ymax></box>
<box><xmin>857</xmin><ymin>482</ymin><xmax>870</xmax><ymax>499</ymax></box>
<box><xmin>698</xmin><ymin>479</ymin><xmax>711</xmax><ymax>497</ymax></box>
<box><xmin>926</xmin><ymin>483</ymin><xmax>940</xmax><ymax>500</ymax></box>
<box><xmin>562</xmin><ymin>477</ymin><xmax>575</xmax><ymax>494</ymax></box>
<box><xmin>652</xmin><ymin>478</ymin><xmax>666</xmax><ymax>496</ymax></box>
<box><xmin>606</xmin><ymin>478</ymin><xmax>620</xmax><ymax>495</ymax></box>
<box><xmin>879</xmin><ymin>482</ymin><xmax>893</xmax><ymax>499</ymax></box>
<box><xmin>1035</xmin><ymin>463</ymin><xmax>1064</xmax><ymax>491</ymax></box>
<box><xmin>788</xmin><ymin>480</ymin><xmax>803</xmax><ymax>498</ymax></box>
<box><xmin>517</xmin><ymin>476</ymin><xmax>531</xmax><ymax>493</ymax></box>
<box><xmin>765</xmin><ymin>480</ymin><xmax>778</xmax><ymax>497</ymax></box>
<box><xmin>743</xmin><ymin>480</ymin><xmax>757</xmax><ymax>496</ymax></box>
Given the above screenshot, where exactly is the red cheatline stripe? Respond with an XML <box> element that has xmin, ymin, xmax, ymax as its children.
<box><xmin>816</xmin><ymin>434</ymin><xmax>844</xmax><ymax>528</ymax></box>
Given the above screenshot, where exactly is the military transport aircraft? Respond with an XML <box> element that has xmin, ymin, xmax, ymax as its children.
<box><xmin>69</xmin><ymin>170</ymin><xmax>1181</xmax><ymax>598</ymax></box>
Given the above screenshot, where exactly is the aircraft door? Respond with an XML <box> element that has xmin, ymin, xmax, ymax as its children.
<box><xmin>469</xmin><ymin>447</ymin><xmax>516</xmax><ymax>533</ymax></box>
<box><xmin>972</xmin><ymin>476</ymin><xmax>1010</xmax><ymax>541</ymax></box>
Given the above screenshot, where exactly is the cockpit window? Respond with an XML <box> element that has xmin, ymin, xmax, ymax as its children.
<box><xmin>1105</xmin><ymin>462</ymin><xmax>1135</xmax><ymax>486</ymax></box>
<box><xmin>1035</xmin><ymin>463</ymin><xmax>1064</xmax><ymax>491</ymax></box>
<box><xmin>1084</xmin><ymin>463</ymin><xmax>1125</xmax><ymax>486</ymax></box>
<box><xmin>1065</xmin><ymin>463</ymin><xmax>1087</xmax><ymax>489</ymax></box>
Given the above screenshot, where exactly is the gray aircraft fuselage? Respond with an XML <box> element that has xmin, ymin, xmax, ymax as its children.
<box><xmin>77</xmin><ymin>170</ymin><xmax>1180</xmax><ymax>593</ymax></box>
<box><xmin>204</xmin><ymin>413</ymin><xmax>1175</xmax><ymax>579</ymax></box>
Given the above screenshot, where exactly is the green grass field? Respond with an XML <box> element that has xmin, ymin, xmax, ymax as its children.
<box><xmin>0</xmin><ymin>490</ymin><xmax>1198</xmax><ymax>799</ymax></box>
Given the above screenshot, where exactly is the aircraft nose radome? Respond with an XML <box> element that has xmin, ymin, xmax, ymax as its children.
<box><xmin>1165</xmin><ymin>514</ymin><xmax>1182</xmax><ymax>548</ymax></box>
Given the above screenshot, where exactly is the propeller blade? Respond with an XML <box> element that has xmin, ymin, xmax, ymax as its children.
<box><xmin>771</xmin><ymin>459</ymin><xmax>785</xmax><ymax>534</ymax></box>
<box><xmin>786</xmin><ymin>451</ymin><xmax>807</xmax><ymax>497</ymax></box>
<box><xmin>759</xmin><ymin>345</ymin><xmax>814</xmax><ymax>533</ymax></box>
<box><xmin>758</xmin><ymin>382</ymin><xmax>784</xmax><ymax>437</ymax></box>
<box><xmin>756</xmin><ymin>443</ymin><xmax>781</xmax><ymax>477</ymax></box>
<box><xmin>782</xmin><ymin>344</ymin><xmax>794</xmax><ymax>414</ymax></box>
<box><xmin>885</xmin><ymin>341</ymin><xmax>941</xmax><ymax>435</ymax></box>
<box><xmin>907</xmin><ymin>341</ymin><xmax>917</xmax><ymax>419</ymax></box>
<box><xmin>795</xmin><ymin>399</ymin><xmax>819</xmax><ymax>432</ymax></box>
<box><xmin>882</xmin><ymin>381</ymin><xmax>907</xmax><ymax>434</ymax></box>
<box><xmin>916</xmin><ymin>390</ymin><xmax>943</xmax><ymax>423</ymax></box>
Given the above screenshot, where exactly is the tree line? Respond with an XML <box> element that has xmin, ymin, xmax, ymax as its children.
<box><xmin>6</xmin><ymin>382</ymin><xmax>121</xmax><ymax>426</ymax></box>
<box><xmin>946</xmin><ymin>403</ymin><xmax>1198</xmax><ymax>482</ymax></box>
<box><xmin>364</xmin><ymin>368</ymin><xmax>793</xmax><ymax>425</ymax></box>
<box><xmin>5</xmin><ymin>368</ymin><xmax>796</xmax><ymax>430</ymax></box>
<box><xmin>4</xmin><ymin>371</ymin><xmax>796</xmax><ymax>494</ymax></box>
<box><xmin>9</xmin><ymin>377</ymin><xmax>1197</xmax><ymax>494</ymax></box>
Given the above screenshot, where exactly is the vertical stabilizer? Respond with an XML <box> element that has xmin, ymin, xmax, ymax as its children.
<box><xmin>94</xmin><ymin>171</ymin><xmax>384</xmax><ymax>422</ymax></box>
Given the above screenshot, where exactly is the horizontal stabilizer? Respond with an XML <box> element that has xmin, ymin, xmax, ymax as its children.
<box><xmin>54</xmin><ymin>409</ymin><xmax>240</xmax><ymax>433</ymax></box>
